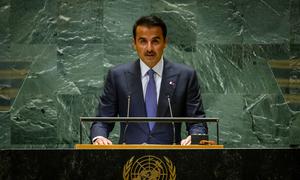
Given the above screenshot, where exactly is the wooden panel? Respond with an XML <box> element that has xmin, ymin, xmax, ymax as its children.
<box><xmin>75</xmin><ymin>144</ymin><xmax>224</xmax><ymax>149</ymax></box>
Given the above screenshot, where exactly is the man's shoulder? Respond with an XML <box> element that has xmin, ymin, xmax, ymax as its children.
<box><xmin>166</xmin><ymin>59</ymin><xmax>195</xmax><ymax>73</ymax></box>
<box><xmin>110</xmin><ymin>60</ymin><xmax>138</xmax><ymax>74</ymax></box>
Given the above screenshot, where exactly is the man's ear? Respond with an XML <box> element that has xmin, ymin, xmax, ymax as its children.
<box><xmin>164</xmin><ymin>37</ymin><xmax>168</xmax><ymax>48</ymax></box>
<box><xmin>132</xmin><ymin>38</ymin><xmax>136</xmax><ymax>50</ymax></box>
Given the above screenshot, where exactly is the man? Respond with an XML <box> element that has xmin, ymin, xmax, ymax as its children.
<box><xmin>91</xmin><ymin>15</ymin><xmax>207</xmax><ymax>145</ymax></box>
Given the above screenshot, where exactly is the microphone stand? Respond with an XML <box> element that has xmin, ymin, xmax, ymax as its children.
<box><xmin>167</xmin><ymin>95</ymin><xmax>176</xmax><ymax>145</ymax></box>
<box><xmin>122</xmin><ymin>95</ymin><xmax>130</xmax><ymax>144</ymax></box>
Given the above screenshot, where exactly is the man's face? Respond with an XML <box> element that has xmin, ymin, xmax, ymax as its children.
<box><xmin>133</xmin><ymin>25</ymin><xmax>167</xmax><ymax>68</ymax></box>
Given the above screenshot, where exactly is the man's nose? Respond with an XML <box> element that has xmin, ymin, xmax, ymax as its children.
<box><xmin>146</xmin><ymin>42</ymin><xmax>153</xmax><ymax>51</ymax></box>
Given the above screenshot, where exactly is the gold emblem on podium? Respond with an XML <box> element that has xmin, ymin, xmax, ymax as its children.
<box><xmin>123</xmin><ymin>155</ymin><xmax>176</xmax><ymax>180</ymax></box>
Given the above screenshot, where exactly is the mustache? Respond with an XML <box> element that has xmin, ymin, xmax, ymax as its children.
<box><xmin>145</xmin><ymin>51</ymin><xmax>156</xmax><ymax>56</ymax></box>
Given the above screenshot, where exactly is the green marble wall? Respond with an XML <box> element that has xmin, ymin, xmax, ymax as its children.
<box><xmin>0</xmin><ymin>0</ymin><xmax>299</xmax><ymax>148</ymax></box>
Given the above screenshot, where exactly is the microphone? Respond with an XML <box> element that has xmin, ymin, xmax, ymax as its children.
<box><xmin>167</xmin><ymin>95</ymin><xmax>176</xmax><ymax>145</ymax></box>
<box><xmin>122</xmin><ymin>95</ymin><xmax>131</xmax><ymax>144</ymax></box>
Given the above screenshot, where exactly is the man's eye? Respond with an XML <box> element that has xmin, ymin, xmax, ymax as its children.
<box><xmin>139</xmin><ymin>40</ymin><xmax>146</xmax><ymax>44</ymax></box>
<box><xmin>152</xmin><ymin>40</ymin><xmax>159</xmax><ymax>44</ymax></box>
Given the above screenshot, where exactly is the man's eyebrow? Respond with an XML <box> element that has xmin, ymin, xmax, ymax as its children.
<box><xmin>138</xmin><ymin>37</ymin><xmax>146</xmax><ymax>40</ymax></box>
<box><xmin>152</xmin><ymin>36</ymin><xmax>161</xmax><ymax>40</ymax></box>
<box><xmin>137</xmin><ymin>36</ymin><xmax>161</xmax><ymax>41</ymax></box>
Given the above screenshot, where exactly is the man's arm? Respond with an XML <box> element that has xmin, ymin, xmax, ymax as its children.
<box><xmin>90</xmin><ymin>69</ymin><xmax>118</xmax><ymax>144</ymax></box>
<box><xmin>181</xmin><ymin>69</ymin><xmax>207</xmax><ymax>145</ymax></box>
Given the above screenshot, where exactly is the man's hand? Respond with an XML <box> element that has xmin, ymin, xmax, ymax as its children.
<box><xmin>93</xmin><ymin>136</ymin><xmax>112</xmax><ymax>145</ymax></box>
<box><xmin>180</xmin><ymin>135</ymin><xmax>191</xmax><ymax>145</ymax></box>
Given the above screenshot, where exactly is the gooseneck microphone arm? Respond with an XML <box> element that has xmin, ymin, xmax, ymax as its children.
<box><xmin>122</xmin><ymin>95</ymin><xmax>131</xmax><ymax>144</ymax></box>
<box><xmin>167</xmin><ymin>95</ymin><xmax>176</xmax><ymax>145</ymax></box>
<box><xmin>127</xmin><ymin>95</ymin><xmax>131</xmax><ymax>118</ymax></box>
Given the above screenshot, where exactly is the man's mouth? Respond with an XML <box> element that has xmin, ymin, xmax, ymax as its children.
<box><xmin>145</xmin><ymin>53</ymin><xmax>155</xmax><ymax>57</ymax></box>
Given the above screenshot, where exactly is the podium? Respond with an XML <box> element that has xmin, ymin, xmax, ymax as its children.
<box><xmin>75</xmin><ymin>117</ymin><xmax>226</xmax><ymax>179</ymax></box>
